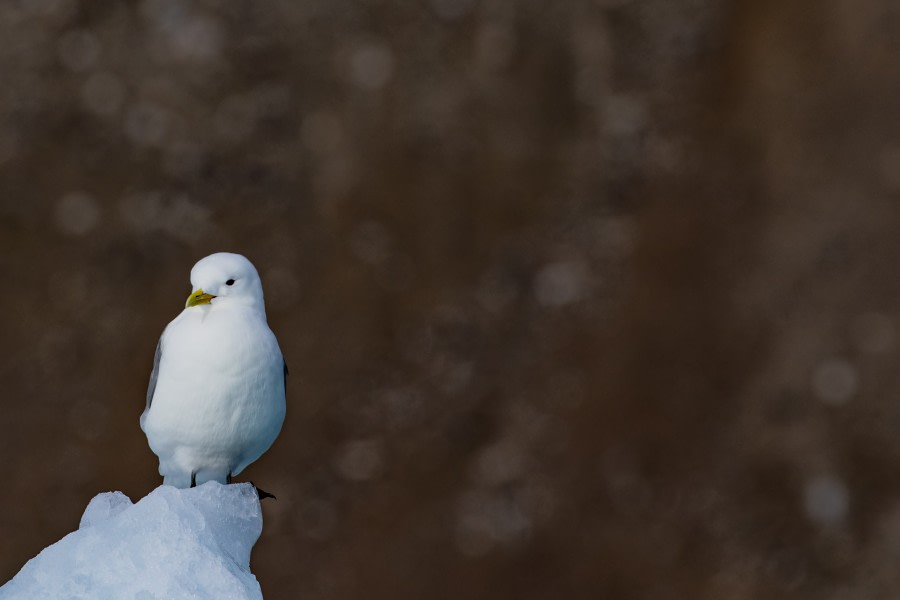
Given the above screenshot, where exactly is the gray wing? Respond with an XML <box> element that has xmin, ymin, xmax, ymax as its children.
<box><xmin>145</xmin><ymin>338</ymin><xmax>163</xmax><ymax>413</ymax></box>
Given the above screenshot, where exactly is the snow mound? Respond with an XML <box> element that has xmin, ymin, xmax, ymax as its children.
<box><xmin>0</xmin><ymin>482</ymin><xmax>263</xmax><ymax>600</ymax></box>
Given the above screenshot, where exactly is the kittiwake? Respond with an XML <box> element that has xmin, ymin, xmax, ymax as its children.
<box><xmin>140</xmin><ymin>252</ymin><xmax>287</xmax><ymax>489</ymax></box>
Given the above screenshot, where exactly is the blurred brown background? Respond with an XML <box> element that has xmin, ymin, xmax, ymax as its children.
<box><xmin>3</xmin><ymin>0</ymin><xmax>900</xmax><ymax>598</ymax></box>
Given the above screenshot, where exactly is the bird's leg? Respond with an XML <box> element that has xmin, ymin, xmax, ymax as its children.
<box><xmin>227</xmin><ymin>472</ymin><xmax>232</xmax><ymax>484</ymax></box>
<box><xmin>190</xmin><ymin>471</ymin><xmax>197</xmax><ymax>488</ymax></box>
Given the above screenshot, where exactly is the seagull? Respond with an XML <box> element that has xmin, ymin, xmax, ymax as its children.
<box><xmin>140</xmin><ymin>252</ymin><xmax>287</xmax><ymax>492</ymax></box>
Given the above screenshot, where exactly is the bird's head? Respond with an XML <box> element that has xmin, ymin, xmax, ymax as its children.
<box><xmin>185</xmin><ymin>252</ymin><xmax>266</xmax><ymax>312</ymax></box>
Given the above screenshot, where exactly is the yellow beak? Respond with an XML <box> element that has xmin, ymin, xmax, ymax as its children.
<box><xmin>185</xmin><ymin>288</ymin><xmax>216</xmax><ymax>308</ymax></box>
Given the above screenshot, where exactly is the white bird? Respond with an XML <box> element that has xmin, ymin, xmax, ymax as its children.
<box><xmin>140</xmin><ymin>252</ymin><xmax>287</xmax><ymax>490</ymax></box>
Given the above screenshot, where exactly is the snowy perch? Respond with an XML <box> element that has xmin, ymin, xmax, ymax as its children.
<box><xmin>0</xmin><ymin>482</ymin><xmax>264</xmax><ymax>600</ymax></box>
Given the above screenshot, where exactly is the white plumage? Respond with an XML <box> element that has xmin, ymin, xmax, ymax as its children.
<box><xmin>141</xmin><ymin>252</ymin><xmax>286</xmax><ymax>488</ymax></box>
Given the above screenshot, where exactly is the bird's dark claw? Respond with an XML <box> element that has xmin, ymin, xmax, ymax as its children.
<box><xmin>249</xmin><ymin>481</ymin><xmax>276</xmax><ymax>500</ymax></box>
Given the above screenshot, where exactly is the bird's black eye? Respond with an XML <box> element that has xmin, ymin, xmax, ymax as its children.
<box><xmin>226</xmin><ymin>279</ymin><xmax>235</xmax><ymax>286</ymax></box>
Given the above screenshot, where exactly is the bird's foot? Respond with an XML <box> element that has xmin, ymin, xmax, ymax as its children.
<box><xmin>249</xmin><ymin>481</ymin><xmax>276</xmax><ymax>500</ymax></box>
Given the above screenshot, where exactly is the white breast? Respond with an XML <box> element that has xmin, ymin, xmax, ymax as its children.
<box><xmin>142</xmin><ymin>304</ymin><xmax>286</xmax><ymax>486</ymax></box>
